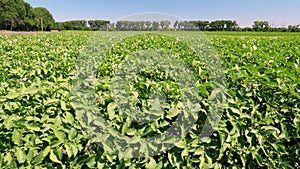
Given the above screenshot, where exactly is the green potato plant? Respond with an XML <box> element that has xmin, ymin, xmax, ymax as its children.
<box><xmin>0</xmin><ymin>31</ymin><xmax>299</xmax><ymax>168</ymax></box>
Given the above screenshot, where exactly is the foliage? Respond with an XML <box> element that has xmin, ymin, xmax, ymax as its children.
<box><xmin>0</xmin><ymin>0</ymin><xmax>299</xmax><ymax>32</ymax></box>
<box><xmin>54</xmin><ymin>20</ymin><xmax>300</xmax><ymax>32</ymax></box>
<box><xmin>56</xmin><ymin>20</ymin><xmax>87</xmax><ymax>31</ymax></box>
<box><xmin>0</xmin><ymin>31</ymin><xmax>299</xmax><ymax>168</ymax></box>
<box><xmin>88</xmin><ymin>20</ymin><xmax>110</xmax><ymax>31</ymax></box>
<box><xmin>33</xmin><ymin>7</ymin><xmax>55</xmax><ymax>31</ymax></box>
<box><xmin>287</xmin><ymin>25</ymin><xmax>300</xmax><ymax>32</ymax></box>
<box><xmin>0</xmin><ymin>0</ymin><xmax>55</xmax><ymax>31</ymax></box>
<box><xmin>253</xmin><ymin>21</ymin><xmax>270</xmax><ymax>32</ymax></box>
<box><xmin>55</xmin><ymin>20</ymin><xmax>111</xmax><ymax>31</ymax></box>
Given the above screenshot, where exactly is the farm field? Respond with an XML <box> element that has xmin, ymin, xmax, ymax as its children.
<box><xmin>0</xmin><ymin>31</ymin><xmax>299</xmax><ymax>168</ymax></box>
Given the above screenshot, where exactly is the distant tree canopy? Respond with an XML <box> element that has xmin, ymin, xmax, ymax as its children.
<box><xmin>113</xmin><ymin>20</ymin><xmax>239</xmax><ymax>31</ymax></box>
<box><xmin>173</xmin><ymin>20</ymin><xmax>238</xmax><ymax>31</ymax></box>
<box><xmin>253</xmin><ymin>21</ymin><xmax>270</xmax><ymax>31</ymax></box>
<box><xmin>88</xmin><ymin>20</ymin><xmax>110</xmax><ymax>30</ymax></box>
<box><xmin>55</xmin><ymin>19</ymin><xmax>300</xmax><ymax>32</ymax></box>
<box><xmin>0</xmin><ymin>0</ymin><xmax>55</xmax><ymax>31</ymax></box>
<box><xmin>1</xmin><ymin>0</ymin><xmax>299</xmax><ymax>32</ymax></box>
<box><xmin>115</xmin><ymin>21</ymin><xmax>162</xmax><ymax>31</ymax></box>
<box><xmin>56</xmin><ymin>20</ymin><xmax>87</xmax><ymax>30</ymax></box>
<box><xmin>287</xmin><ymin>25</ymin><xmax>300</xmax><ymax>32</ymax></box>
<box><xmin>55</xmin><ymin>20</ymin><xmax>110</xmax><ymax>31</ymax></box>
<box><xmin>33</xmin><ymin>7</ymin><xmax>55</xmax><ymax>31</ymax></box>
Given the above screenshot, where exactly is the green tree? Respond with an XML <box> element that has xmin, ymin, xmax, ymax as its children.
<box><xmin>23</xmin><ymin>2</ymin><xmax>38</xmax><ymax>31</ymax></box>
<box><xmin>152</xmin><ymin>21</ymin><xmax>159</xmax><ymax>31</ymax></box>
<box><xmin>145</xmin><ymin>21</ymin><xmax>152</xmax><ymax>31</ymax></box>
<box><xmin>0</xmin><ymin>0</ymin><xmax>55</xmax><ymax>31</ymax></box>
<box><xmin>55</xmin><ymin>22</ymin><xmax>65</xmax><ymax>30</ymax></box>
<box><xmin>174</xmin><ymin>20</ymin><xmax>179</xmax><ymax>31</ymax></box>
<box><xmin>33</xmin><ymin>7</ymin><xmax>55</xmax><ymax>31</ymax></box>
<box><xmin>288</xmin><ymin>25</ymin><xmax>300</xmax><ymax>32</ymax></box>
<box><xmin>0</xmin><ymin>0</ymin><xmax>25</xmax><ymax>30</ymax></box>
<box><xmin>194</xmin><ymin>21</ymin><xmax>210</xmax><ymax>31</ymax></box>
<box><xmin>88</xmin><ymin>20</ymin><xmax>110</xmax><ymax>30</ymax></box>
<box><xmin>253</xmin><ymin>21</ymin><xmax>270</xmax><ymax>31</ymax></box>
<box><xmin>224</xmin><ymin>20</ymin><xmax>239</xmax><ymax>31</ymax></box>
<box><xmin>160</xmin><ymin>20</ymin><xmax>171</xmax><ymax>29</ymax></box>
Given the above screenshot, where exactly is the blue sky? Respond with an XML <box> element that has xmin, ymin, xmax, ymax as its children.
<box><xmin>25</xmin><ymin>0</ymin><xmax>300</xmax><ymax>27</ymax></box>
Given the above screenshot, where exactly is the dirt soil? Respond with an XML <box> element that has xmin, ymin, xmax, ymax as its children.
<box><xmin>0</xmin><ymin>31</ymin><xmax>51</xmax><ymax>36</ymax></box>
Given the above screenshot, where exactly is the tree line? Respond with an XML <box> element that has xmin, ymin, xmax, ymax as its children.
<box><xmin>1</xmin><ymin>0</ymin><xmax>300</xmax><ymax>32</ymax></box>
<box><xmin>0</xmin><ymin>0</ymin><xmax>55</xmax><ymax>31</ymax></box>
<box><xmin>55</xmin><ymin>20</ymin><xmax>111</xmax><ymax>31</ymax></box>
<box><xmin>55</xmin><ymin>20</ymin><xmax>300</xmax><ymax>32</ymax></box>
<box><xmin>54</xmin><ymin>20</ymin><xmax>238</xmax><ymax>31</ymax></box>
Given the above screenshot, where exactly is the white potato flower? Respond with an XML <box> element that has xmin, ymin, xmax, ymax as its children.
<box><xmin>253</xmin><ymin>83</ymin><xmax>259</xmax><ymax>88</ymax></box>
<box><xmin>22</xmin><ymin>77</ymin><xmax>28</xmax><ymax>82</ymax></box>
